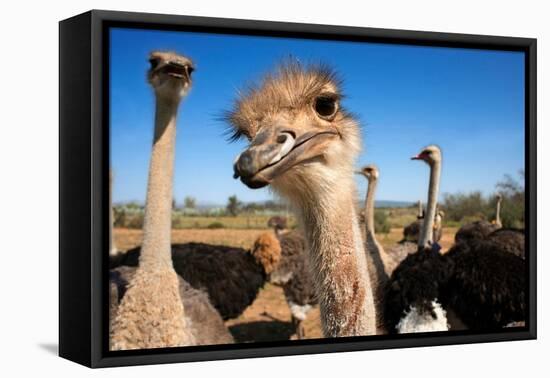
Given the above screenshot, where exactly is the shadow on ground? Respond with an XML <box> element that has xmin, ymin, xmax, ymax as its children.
<box><xmin>38</xmin><ymin>343</ymin><xmax>58</xmax><ymax>355</ymax></box>
<box><xmin>229</xmin><ymin>320</ymin><xmax>294</xmax><ymax>343</ymax></box>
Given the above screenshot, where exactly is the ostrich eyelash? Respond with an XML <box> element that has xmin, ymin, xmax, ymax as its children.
<box><xmin>225</xmin><ymin>128</ymin><xmax>246</xmax><ymax>143</ymax></box>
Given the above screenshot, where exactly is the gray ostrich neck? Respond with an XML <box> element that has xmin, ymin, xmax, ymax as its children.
<box><xmin>417</xmin><ymin>200</ymin><xmax>423</xmax><ymax>217</ymax></box>
<box><xmin>139</xmin><ymin>97</ymin><xmax>181</xmax><ymax>270</ymax></box>
<box><xmin>298</xmin><ymin>176</ymin><xmax>376</xmax><ymax>337</ymax></box>
<box><xmin>364</xmin><ymin>177</ymin><xmax>388</xmax><ymax>281</ymax></box>
<box><xmin>419</xmin><ymin>160</ymin><xmax>441</xmax><ymax>248</ymax></box>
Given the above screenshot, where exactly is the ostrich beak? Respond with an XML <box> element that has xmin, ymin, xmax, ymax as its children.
<box><xmin>233</xmin><ymin>126</ymin><xmax>338</xmax><ymax>189</ymax></box>
<box><xmin>411</xmin><ymin>152</ymin><xmax>428</xmax><ymax>161</ymax></box>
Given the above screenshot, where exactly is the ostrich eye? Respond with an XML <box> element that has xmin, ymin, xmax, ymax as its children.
<box><xmin>149</xmin><ymin>58</ymin><xmax>160</xmax><ymax>70</ymax></box>
<box><xmin>314</xmin><ymin>95</ymin><xmax>338</xmax><ymax>119</ymax></box>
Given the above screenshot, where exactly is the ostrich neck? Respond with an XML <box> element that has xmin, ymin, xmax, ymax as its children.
<box><xmin>109</xmin><ymin>170</ymin><xmax>117</xmax><ymax>255</ymax></box>
<box><xmin>365</xmin><ymin>178</ymin><xmax>377</xmax><ymax>237</ymax></box>
<box><xmin>139</xmin><ymin>97</ymin><xmax>181</xmax><ymax>270</ymax></box>
<box><xmin>419</xmin><ymin>160</ymin><xmax>441</xmax><ymax>248</ymax></box>
<box><xmin>364</xmin><ymin>178</ymin><xmax>388</xmax><ymax>281</ymax></box>
<box><xmin>496</xmin><ymin>199</ymin><xmax>502</xmax><ymax>226</ymax></box>
<box><xmin>364</xmin><ymin>177</ymin><xmax>389</xmax><ymax>333</ymax></box>
<box><xmin>299</xmin><ymin>176</ymin><xmax>376</xmax><ymax>337</ymax></box>
<box><xmin>417</xmin><ymin>200</ymin><xmax>423</xmax><ymax>218</ymax></box>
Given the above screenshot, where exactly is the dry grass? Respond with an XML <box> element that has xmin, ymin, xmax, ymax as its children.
<box><xmin>172</xmin><ymin>214</ymin><xmax>298</xmax><ymax>230</ymax></box>
<box><xmin>113</xmin><ymin>225</ymin><xmax>457</xmax><ymax>342</ymax></box>
<box><xmin>114</xmin><ymin>228</ymin><xmax>269</xmax><ymax>251</ymax></box>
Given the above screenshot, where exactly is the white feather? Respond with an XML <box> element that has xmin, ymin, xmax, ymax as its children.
<box><xmin>396</xmin><ymin>301</ymin><xmax>449</xmax><ymax>333</ymax></box>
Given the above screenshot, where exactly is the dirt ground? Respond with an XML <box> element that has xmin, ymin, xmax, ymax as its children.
<box><xmin>113</xmin><ymin>226</ymin><xmax>457</xmax><ymax>342</ymax></box>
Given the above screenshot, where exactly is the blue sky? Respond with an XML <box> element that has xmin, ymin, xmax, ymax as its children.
<box><xmin>110</xmin><ymin>28</ymin><xmax>525</xmax><ymax>205</ymax></box>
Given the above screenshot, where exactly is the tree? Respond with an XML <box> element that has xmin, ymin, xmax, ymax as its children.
<box><xmin>442</xmin><ymin>191</ymin><xmax>487</xmax><ymax>222</ymax></box>
<box><xmin>495</xmin><ymin>170</ymin><xmax>525</xmax><ymax>228</ymax></box>
<box><xmin>183</xmin><ymin>196</ymin><xmax>197</xmax><ymax>209</ymax></box>
<box><xmin>441</xmin><ymin>171</ymin><xmax>525</xmax><ymax>229</ymax></box>
<box><xmin>226</xmin><ymin>195</ymin><xmax>242</xmax><ymax>217</ymax></box>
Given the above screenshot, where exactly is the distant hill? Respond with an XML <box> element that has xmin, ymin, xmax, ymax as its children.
<box><xmin>358</xmin><ymin>200</ymin><xmax>415</xmax><ymax>208</ymax></box>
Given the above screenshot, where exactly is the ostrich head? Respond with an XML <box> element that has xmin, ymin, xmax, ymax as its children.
<box><xmin>148</xmin><ymin>51</ymin><xmax>194</xmax><ymax>100</ymax></box>
<box><xmin>267</xmin><ymin>216</ymin><xmax>288</xmax><ymax>231</ymax></box>
<box><xmin>229</xmin><ymin>62</ymin><xmax>361</xmax><ymax>202</ymax></box>
<box><xmin>411</xmin><ymin>145</ymin><xmax>442</xmax><ymax>166</ymax></box>
<box><xmin>356</xmin><ymin>165</ymin><xmax>379</xmax><ymax>181</ymax></box>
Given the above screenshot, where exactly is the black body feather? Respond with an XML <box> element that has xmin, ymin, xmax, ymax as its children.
<box><xmin>110</xmin><ymin>243</ymin><xmax>267</xmax><ymax>320</ymax></box>
<box><xmin>383</xmin><ymin>239</ymin><xmax>526</xmax><ymax>333</ymax></box>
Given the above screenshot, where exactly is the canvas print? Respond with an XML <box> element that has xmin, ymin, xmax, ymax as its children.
<box><xmin>108</xmin><ymin>28</ymin><xmax>526</xmax><ymax>351</ymax></box>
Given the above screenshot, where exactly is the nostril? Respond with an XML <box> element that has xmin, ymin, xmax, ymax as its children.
<box><xmin>276</xmin><ymin>134</ymin><xmax>288</xmax><ymax>144</ymax></box>
<box><xmin>277</xmin><ymin>130</ymin><xmax>296</xmax><ymax>143</ymax></box>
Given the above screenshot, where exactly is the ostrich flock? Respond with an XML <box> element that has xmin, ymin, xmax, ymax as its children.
<box><xmin>108</xmin><ymin>51</ymin><xmax>526</xmax><ymax>350</ymax></box>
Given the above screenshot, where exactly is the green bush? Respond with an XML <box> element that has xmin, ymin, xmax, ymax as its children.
<box><xmin>441</xmin><ymin>172</ymin><xmax>524</xmax><ymax>229</ymax></box>
<box><xmin>374</xmin><ymin>209</ymin><xmax>391</xmax><ymax>234</ymax></box>
<box><xmin>207</xmin><ymin>222</ymin><xmax>225</xmax><ymax>229</ymax></box>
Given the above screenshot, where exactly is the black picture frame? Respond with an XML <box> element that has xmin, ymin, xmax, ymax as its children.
<box><xmin>59</xmin><ymin>9</ymin><xmax>537</xmax><ymax>368</ymax></box>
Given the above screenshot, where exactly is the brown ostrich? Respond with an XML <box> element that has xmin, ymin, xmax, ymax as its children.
<box><xmin>267</xmin><ymin>217</ymin><xmax>317</xmax><ymax>339</ymax></box>
<box><xmin>110</xmin><ymin>51</ymin><xmax>233</xmax><ymax>349</ymax></box>
<box><xmin>231</xmin><ymin>62</ymin><xmax>377</xmax><ymax>337</ymax></box>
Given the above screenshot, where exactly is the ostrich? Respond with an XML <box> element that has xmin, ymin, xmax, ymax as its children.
<box><xmin>110</xmin><ymin>231</ymin><xmax>282</xmax><ymax>320</ymax></box>
<box><xmin>110</xmin><ymin>265</ymin><xmax>233</xmax><ymax>346</ymax></box>
<box><xmin>110</xmin><ymin>51</ymin><xmax>233</xmax><ymax>349</ymax></box>
<box><xmin>433</xmin><ymin>209</ymin><xmax>445</xmax><ymax>243</ymax></box>
<box><xmin>487</xmin><ymin>228</ymin><xmax>525</xmax><ymax>259</ymax></box>
<box><xmin>383</xmin><ymin>146</ymin><xmax>526</xmax><ymax>334</ymax></box>
<box><xmin>109</xmin><ymin>170</ymin><xmax>118</xmax><ymax>256</ymax></box>
<box><xmin>401</xmin><ymin>201</ymin><xmax>424</xmax><ymax>243</ymax></box>
<box><xmin>402</xmin><ymin>202</ymin><xmax>444</xmax><ymax>244</ymax></box>
<box><xmin>455</xmin><ymin>193</ymin><xmax>524</xmax><ymax>258</ymax></box>
<box><xmin>267</xmin><ymin>215</ymin><xmax>288</xmax><ymax>235</ymax></box>
<box><xmin>267</xmin><ymin>217</ymin><xmax>318</xmax><ymax>339</ymax></box>
<box><xmin>231</xmin><ymin>62</ymin><xmax>377</xmax><ymax>337</ymax></box>
<box><xmin>355</xmin><ymin>165</ymin><xmax>390</xmax><ymax>333</ymax></box>
<box><xmin>454</xmin><ymin>193</ymin><xmax>503</xmax><ymax>243</ymax></box>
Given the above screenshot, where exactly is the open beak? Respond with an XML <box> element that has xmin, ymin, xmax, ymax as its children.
<box><xmin>150</xmin><ymin>60</ymin><xmax>193</xmax><ymax>83</ymax></box>
<box><xmin>233</xmin><ymin>126</ymin><xmax>338</xmax><ymax>189</ymax></box>
<box><xmin>163</xmin><ymin>61</ymin><xmax>192</xmax><ymax>80</ymax></box>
